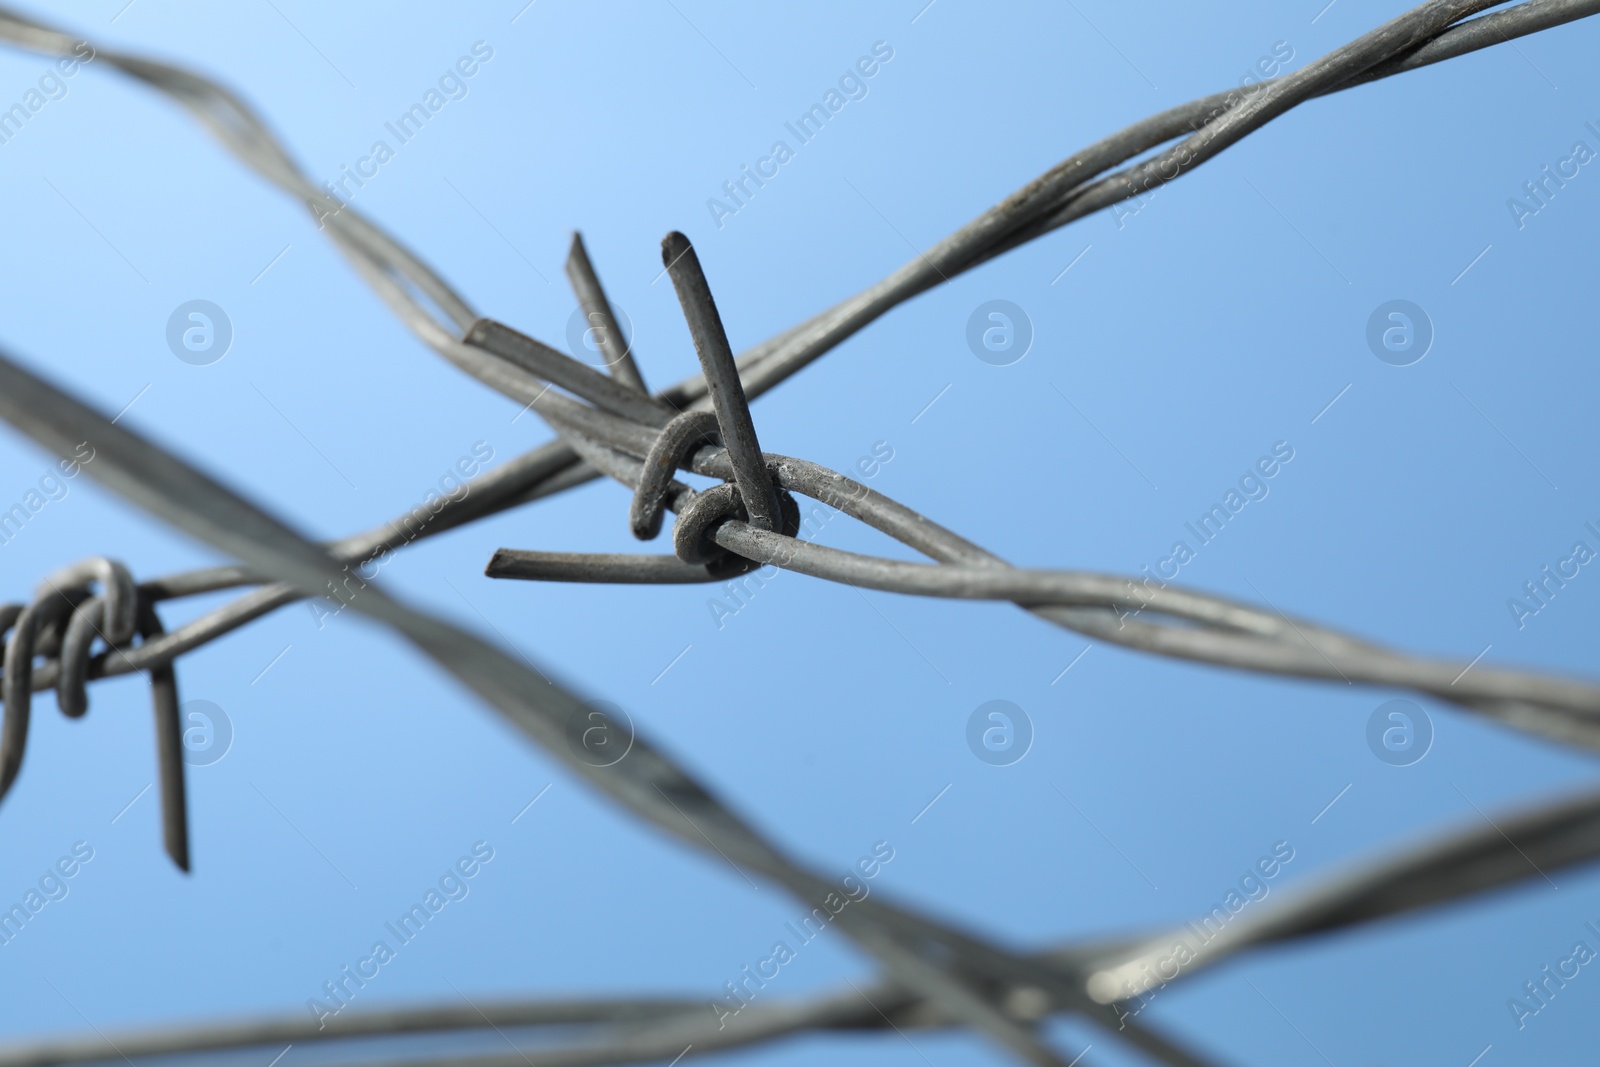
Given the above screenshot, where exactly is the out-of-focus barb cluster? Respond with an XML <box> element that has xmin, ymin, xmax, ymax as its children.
<box><xmin>0</xmin><ymin>2</ymin><xmax>1598</xmax><ymax>1065</ymax></box>
<box><xmin>0</xmin><ymin>557</ymin><xmax>188</xmax><ymax>871</ymax></box>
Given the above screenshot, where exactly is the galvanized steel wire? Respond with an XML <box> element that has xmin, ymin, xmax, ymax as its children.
<box><xmin>0</xmin><ymin>2</ymin><xmax>1598</xmax><ymax>1065</ymax></box>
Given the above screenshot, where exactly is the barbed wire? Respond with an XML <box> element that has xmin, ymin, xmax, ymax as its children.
<box><xmin>0</xmin><ymin>2</ymin><xmax>1596</xmax><ymax>1066</ymax></box>
<box><xmin>2</xmin><ymin>778</ymin><xmax>1596</xmax><ymax>1067</ymax></box>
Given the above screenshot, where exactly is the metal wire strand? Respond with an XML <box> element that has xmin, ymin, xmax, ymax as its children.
<box><xmin>628</xmin><ymin>410</ymin><xmax>721</xmax><ymax>540</ymax></box>
<box><xmin>0</xmin><ymin>560</ymin><xmax>188</xmax><ymax>870</ymax></box>
<box><xmin>0</xmin><ymin>0</ymin><xmax>1591</xmax><ymax>487</ymax></box>
<box><xmin>485</xmin><ymin>550</ymin><xmax>726</xmax><ymax>584</ymax></box>
<box><xmin>0</xmin><ymin>352</ymin><xmax>1205</xmax><ymax>1067</ymax></box>
<box><xmin>566</xmin><ymin>232</ymin><xmax>649</xmax><ymax>394</ymax></box>
<box><xmin>660</xmin><ymin>231</ymin><xmax>782</xmax><ymax>534</ymax></box>
<box><xmin>1074</xmin><ymin>785</ymin><xmax>1600</xmax><ymax>1005</ymax></box>
<box><xmin>0</xmin><ymin>0</ymin><xmax>1589</xmax><ymax>714</ymax></box>
<box><xmin>0</xmin><ymin>4</ymin><xmax>1597</xmax><ymax>1065</ymax></box>
<box><xmin>138</xmin><ymin>599</ymin><xmax>189</xmax><ymax>872</ymax></box>
<box><xmin>8</xmin><ymin>782</ymin><xmax>1599</xmax><ymax>1067</ymax></box>
<box><xmin>475</xmin><ymin>346</ymin><xmax>1600</xmax><ymax>754</ymax></box>
<box><xmin>0</xmin><ymin>988</ymin><xmax>936</xmax><ymax>1067</ymax></box>
<box><xmin>463</xmin><ymin>318</ymin><xmax>675</xmax><ymax>429</ymax></box>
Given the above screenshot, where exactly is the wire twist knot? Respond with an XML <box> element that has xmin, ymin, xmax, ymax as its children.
<box><xmin>0</xmin><ymin>556</ymin><xmax>190</xmax><ymax>870</ymax></box>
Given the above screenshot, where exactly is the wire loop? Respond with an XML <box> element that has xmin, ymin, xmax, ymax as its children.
<box><xmin>629</xmin><ymin>410</ymin><xmax>721</xmax><ymax>541</ymax></box>
<box><xmin>0</xmin><ymin>2</ymin><xmax>1598</xmax><ymax>1063</ymax></box>
<box><xmin>671</xmin><ymin>478</ymin><xmax>800</xmax><ymax>580</ymax></box>
<box><xmin>0</xmin><ymin>557</ymin><xmax>190</xmax><ymax>871</ymax></box>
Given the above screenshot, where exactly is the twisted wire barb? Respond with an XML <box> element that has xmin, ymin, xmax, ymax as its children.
<box><xmin>0</xmin><ymin>0</ymin><xmax>1593</xmax><ymax>716</ymax></box>
<box><xmin>0</xmin><ymin>2</ymin><xmax>1596</xmax><ymax>1065</ymax></box>
<box><xmin>482</xmin><ymin>302</ymin><xmax>1600</xmax><ymax>747</ymax></box>
<box><xmin>566</xmin><ymin>232</ymin><xmax>650</xmax><ymax>394</ymax></box>
<box><xmin>0</xmin><ymin>559</ymin><xmax>189</xmax><ymax>870</ymax></box>
<box><xmin>0</xmin><ymin>353</ymin><xmax>1210</xmax><ymax>1067</ymax></box>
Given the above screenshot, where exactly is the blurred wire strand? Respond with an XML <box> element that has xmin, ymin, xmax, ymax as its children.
<box><xmin>0</xmin><ymin>2</ymin><xmax>1597</xmax><ymax>1065</ymax></box>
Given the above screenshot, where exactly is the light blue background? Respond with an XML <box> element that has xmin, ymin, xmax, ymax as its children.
<box><xmin>0</xmin><ymin>1</ymin><xmax>1597</xmax><ymax>1064</ymax></box>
